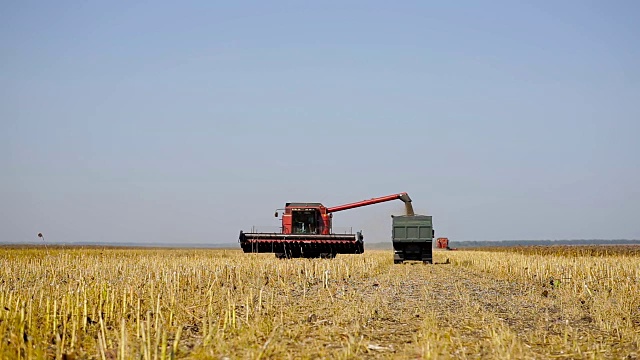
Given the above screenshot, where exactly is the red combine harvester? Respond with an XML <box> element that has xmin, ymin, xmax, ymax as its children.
<box><xmin>436</xmin><ymin>237</ymin><xmax>456</xmax><ymax>250</ymax></box>
<box><xmin>239</xmin><ymin>192</ymin><xmax>412</xmax><ymax>258</ymax></box>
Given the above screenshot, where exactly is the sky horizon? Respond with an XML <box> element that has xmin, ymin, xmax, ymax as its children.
<box><xmin>2</xmin><ymin>1</ymin><xmax>639</xmax><ymax>245</ymax></box>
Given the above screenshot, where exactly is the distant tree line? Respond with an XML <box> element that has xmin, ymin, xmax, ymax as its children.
<box><xmin>4</xmin><ymin>239</ymin><xmax>639</xmax><ymax>249</ymax></box>
<box><xmin>452</xmin><ymin>239</ymin><xmax>640</xmax><ymax>247</ymax></box>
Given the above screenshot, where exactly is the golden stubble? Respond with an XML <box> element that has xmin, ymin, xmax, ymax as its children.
<box><xmin>0</xmin><ymin>246</ymin><xmax>637</xmax><ymax>359</ymax></box>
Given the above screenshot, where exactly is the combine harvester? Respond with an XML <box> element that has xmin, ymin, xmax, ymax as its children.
<box><xmin>239</xmin><ymin>193</ymin><xmax>412</xmax><ymax>258</ymax></box>
<box><xmin>436</xmin><ymin>237</ymin><xmax>457</xmax><ymax>251</ymax></box>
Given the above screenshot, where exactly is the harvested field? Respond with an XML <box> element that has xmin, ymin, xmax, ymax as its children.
<box><xmin>470</xmin><ymin>245</ymin><xmax>640</xmax><ymax>257</ymax></box>
<box><xmin>0</xmin><ymin>247</ymin><xmax>639</xmax><ymax>359</ymax></box>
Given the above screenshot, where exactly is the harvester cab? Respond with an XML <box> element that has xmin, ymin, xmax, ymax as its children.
<box><xmin>279</xmin><ymin>202</ymin><xmax>332</xmax><ymax>236</ymax></box>
<box><xmin>290</xmin><ymin>207</ymin><xmax>321</xmax><ymax>234</ymax></box>
<box><xmin>239</xmin><ymin>193</ymin><xmax>412</xmax><ymax>258</ymax></box>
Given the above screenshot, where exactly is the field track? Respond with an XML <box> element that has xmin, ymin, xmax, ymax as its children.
<box><xmin>337</xmin><ymin>259</ymin><xmax>636</xmax><ymax>359</ymax></box>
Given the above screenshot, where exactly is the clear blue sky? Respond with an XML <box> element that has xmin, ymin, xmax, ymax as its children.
<box><xmin>2</xmin><ymin>1</ymin><xmax>639</xmax><ymax>244</ymax></box>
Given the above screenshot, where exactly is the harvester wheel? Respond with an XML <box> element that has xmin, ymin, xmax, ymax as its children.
<box><xmin>394</xmin><ymin>260</ymin><xmax>403</xmax><ymax>264</ymax></box>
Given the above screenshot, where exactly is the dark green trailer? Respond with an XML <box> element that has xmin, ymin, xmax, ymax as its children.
<box><xmin>391</xmin><ymin>215</ymin><xmax>433</xmax><ymax>264</ymax></box>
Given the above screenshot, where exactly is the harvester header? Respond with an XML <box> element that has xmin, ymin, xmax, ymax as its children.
<box><xmin>239</xmin><ymin>192</ymin><xmax>411</xmax><ymax>258</ymax></box>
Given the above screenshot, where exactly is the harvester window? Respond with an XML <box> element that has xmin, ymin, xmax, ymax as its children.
<box><xmin>292</xmin><ymin>210</ymin><xmax>319</xmax><ymax>234</ymax></box>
